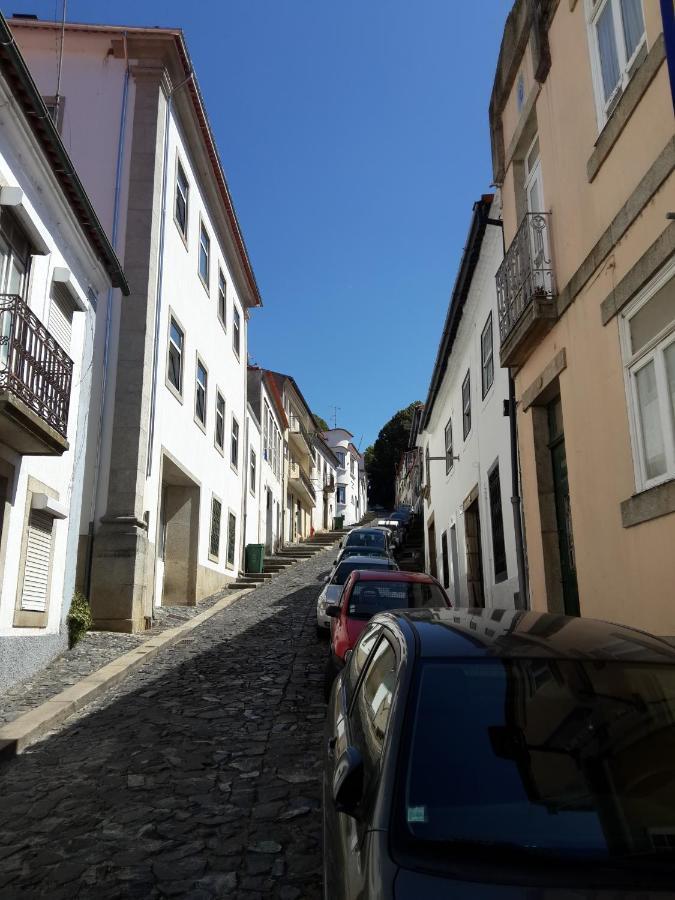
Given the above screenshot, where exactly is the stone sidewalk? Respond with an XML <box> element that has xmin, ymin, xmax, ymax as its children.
<box><xmin>0</xmin><ymin>547</ymin><xmax>336</xmax><ymax>899</ymax></box>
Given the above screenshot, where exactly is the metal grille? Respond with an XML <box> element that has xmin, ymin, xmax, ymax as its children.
<box><xmin>209</xmin><ymin>497</ymin><xmax>222</xmax><ymax>559</ymax></box>
<box><xmin>495</xmin><ymin>212</ymin><xmax>555</xmax><ymax>344</ymax></box>
<box><xmin>0</xmin><ymin>294</ymin><xmax>73</xmax><ymax>438</ymax></box>
<box><xmin>488</xmin><ymin>465</ymin><xmax>508</xmax><ymax>583</ymax></box>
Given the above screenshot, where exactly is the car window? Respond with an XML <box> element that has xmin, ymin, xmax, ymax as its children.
<box><xmin>350</xmin><ymin>638</ymin><xmax>397</xmax><ymax>770</ymax></box>
<box><xmin>347</xmin><ymin>580</ymin><xmax>449</xmax><ymax>618</ymax></box>
<box><xmin>332</xmin><ymin>560</ymin><xmax>390</xmax><ymax>585</ymax></box>
<box><xmin>345</xmin><ymin>623</ymin><xmax>382</xmax><ymax>697</ymax></box>
<box><xmin>345</xmin><ymin>531</ymin><xmax>386</xmax><ymax>550</ymax></box>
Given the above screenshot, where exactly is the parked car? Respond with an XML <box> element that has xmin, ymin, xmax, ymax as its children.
<box><xmin>376</xmin><ymin>519</ymin><xmax>404</xmax><ymax>546</ymax></box>
<box><xmin>316</xmin><ymin>556</ymin><xmax>399</xmax><ymax>636</ymax></box>
<box><xmin>323</xmin><ymin>607</ymin><xmax>675</xmax><ymax>898</ymax></box>
<box><xmin>331</xmin><ymin>545</ymin><xmax>393</xmax><ymax>572</ymax></box>
<box><xmin>340</xmin><ymin>527</ymin><xmax>391</xmax><ymax>553</ymax></box>
<box><xmin>323</xmin><ymin>570</ymin><xmax>450</xmax><ymax>696</ymax></box>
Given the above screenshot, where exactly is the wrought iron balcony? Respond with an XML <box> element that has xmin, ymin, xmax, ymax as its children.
<box><xmin>0</xmin><ymin>294</ymin><xmax>72</xmax><ymax>455</ymax></box>
<box><xmin>289</xmin><ymin>461</ymin><xmax>316</xmax><ymax>504</ymax></box>
<box><xmin>495</xmin><ymin>212</ymin><xmax>557</xmax><ymax>367</ymax></box>
<box><xmin>323</xmin><ymin>474</ymin><xmax>335</xmax><ymax>493</ymax></box>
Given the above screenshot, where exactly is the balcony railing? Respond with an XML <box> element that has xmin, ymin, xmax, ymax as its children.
<box><xmin>323</xmin><ymin>474</ymin><xmax>335</xmax><ymax>493</ymax></box>
<box><xmin>0</xmin><ymin>294</ymin><xmax>73</xmax><ymax>439</ymax></box>
<box><xmin>290</xmin><ymin>461</ymin><xmax>316</xmax><ymax>500</ymax></box>
<box><xmin>496</xmin><ymin>213</ymin><xmax>556</xmax><ymax>357</ymax></box>
<box><xmin>289</xmin><ymin>414</ymin><xmax>313</xmax><ymax>452</ymax></box>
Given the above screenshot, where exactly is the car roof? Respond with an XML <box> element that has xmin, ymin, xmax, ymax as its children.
<box><xmin>348</xmin><ymin>527</ymin><xmax>385</xmax><ymax>535</ymax></box>
<box><xmin>372</xmin><ymin>608</ymin><xmax>675</xmax><ymax>663</ymax></box>
<box><xmin>353</xmin><ymin>569</ymin><xmax>438</xmax><ymax>584</ymax></box>
<box><xmin>337</xmin><ymin>555</ymin><xmax>393</xmax><ymax>566</ymax></box>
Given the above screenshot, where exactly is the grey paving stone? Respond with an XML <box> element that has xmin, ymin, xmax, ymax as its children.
<box><xmin>0</xmin><ymin>547</ymin><xmax>335</xmax><ymax>899</ymax></box>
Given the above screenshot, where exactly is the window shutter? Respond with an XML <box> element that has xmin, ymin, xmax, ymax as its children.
<box><xmin>48</xmin><ymin>284</ymin><xmax>75</xmax><ymax>353</ymax></box>
<box><xmin>20</xmin><ymin>509</ymin><xmax>53</xmax><ymax>612</ymax></box>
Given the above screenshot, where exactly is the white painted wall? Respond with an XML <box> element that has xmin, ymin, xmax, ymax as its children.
<box><xmin>420</xmin><ymin>199</ymin><xmax>519</xmax><ymax>609</ymax></box>
<box><xmin>0</xmin><ymin>73</ymin><xmax>112</xmax><ymax>681</ymax></box>
<box><xmin>322</xmin><ymin>430</ymin><xmax>363</xmax><ymax>526</ymax></box>
<box><xmin>146</xmin><ymin>105</ymin><xmax>248</xmax><ymax>591</ymax></box>
<box><xmin>244</xmin><ymin>406</ymin><xmax>262</xmax><ymax>548</ymax></box>
<box><xmin>312</xmin><ymin>443</ymin><xmax>338</xmax><ymax>532</ymax></box>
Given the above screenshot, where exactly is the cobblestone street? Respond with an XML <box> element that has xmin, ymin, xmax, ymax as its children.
<box><xmin>0</xmin><ymin>549</ymin><xmax>337</xmax><ymax>899</ymax></box>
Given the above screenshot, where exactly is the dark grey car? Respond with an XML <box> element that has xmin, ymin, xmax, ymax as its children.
<box><xmin>323</xmin><ymin>607</ymin><xmax>675</xmax><ymax>898</ymax></box>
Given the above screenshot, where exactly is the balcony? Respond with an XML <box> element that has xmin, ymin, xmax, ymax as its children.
<box><xmin>288</xmin><ymin>414</ymin><xmax>313</xmax><ymax>457</ymax></box>
<box><xmin>289</xmin><ymin>461</ymin><xmax>316</xmax><ymax>506</ymax></box>
<box><xmin>323</xmin><ymin>475</ymin><xmax>335</xmax><ymax>494</ymax></box>
<box><xmin>496</xmin><ymin>213</ymin><xmax>557</xmax><ymax>368</ymax></box>
<box><xmin>0</xmin><ymin>294</ymin><xmax>72</xmax><ymax>455</ymax></box>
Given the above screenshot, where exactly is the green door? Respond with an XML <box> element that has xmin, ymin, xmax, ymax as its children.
<box><xmin>548</xmin><ymin>398</ymin><xmax>580</xmax><ymax>617</ymax></box>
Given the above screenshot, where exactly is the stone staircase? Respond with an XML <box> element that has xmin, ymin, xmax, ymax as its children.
<box><xmin>227</xmin><ymin>529</ymin><xmax>347</xmax><ymax>589</ymax></box>
<box><xmin>394</xmin><ymin>515</ymin><xmax>425</xmax><ymax>573</ymax></box>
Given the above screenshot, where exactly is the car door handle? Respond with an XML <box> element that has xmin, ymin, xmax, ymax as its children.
<box><xmin>327</xmin><ymin>736</ymin><xmax>337</xmax><ymax>756</ymax></box>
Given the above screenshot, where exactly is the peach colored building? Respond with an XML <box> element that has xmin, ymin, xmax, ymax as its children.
<box><xmin>489</xmin><ymin>0</ymin><xmax>675</xmax><ymax>633</ymax></box>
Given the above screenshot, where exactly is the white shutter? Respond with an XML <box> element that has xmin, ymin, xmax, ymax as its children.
<box><xmin>48</xmin><ymin>285</ymin><xmax>74</xmax><ymax>353</ymax></box>
<box><xmin>20</xmin><ymin>509</ymin><xmax>53</xmax><ymax>612</ymax></box>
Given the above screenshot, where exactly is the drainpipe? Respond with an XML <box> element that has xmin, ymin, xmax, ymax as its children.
<box><xmin>485</xmin><ymin>212</ymin><xmax>529</xmax><ymax>608</ymax></box>
<box><xmin>241</xmin><ymin>383</ymin><xmax>249</xmax><ymax>573</ymax></box>
<box><xmin>662</xmin><ymin>0</ymin><xmax>675</xmax><ymax>115</ymax></box>
<box><xmin>84</xmin><ymin>33</ymin><xmax>130</xmax><ymax>599</ymax></box>
<box><xmin>145</xmin><ymin>68</ymin><xmax>194</xmax><ymax>480</ymax></box>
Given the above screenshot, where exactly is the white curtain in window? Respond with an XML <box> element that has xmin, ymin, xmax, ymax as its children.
<box><xmin>597</xmin><ymin>3</ymin><xmax>621</xmax><ymax>101</ymax></box>
<box><xmin>635</xmin><ymin>361</ymin><xmax>666</xmax><ymax>479</ymax></box>
<box><xmin>620</xmin><ymin>0</ymin><xmax>644</xmax><ymax>61</ymax></box>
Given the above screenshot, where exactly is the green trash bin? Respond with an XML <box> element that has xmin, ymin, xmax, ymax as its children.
<box><xmin>245</xmin><ymin>543</ymin><xmax>265</xmax><ymax>574</ymax></box>
<box><xmin>333</xmin><ymin>515</ymin><xmax>344</xmax><ymax>530</ymax></box>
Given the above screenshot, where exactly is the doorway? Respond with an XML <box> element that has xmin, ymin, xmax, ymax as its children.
<box><xmin>156</xmin><ymin>455</ymin><xmax>200</xmax><ymax>607</ymax></box>
<box><xmin>450</xmin><ymin>523</ymin><xmax>461</xmax><ymax>606</ymax></box>
<box><xmin>427</xmin><ymin>518</ymin><xmax>437</xmax><ymax>579</ymax></box>
<box><xmin>265</xmin><ymin>488</ymin><xmax>273</xmax><ymax>552</ymax></box>
<box><xmin>547</xmin><ymin>397</ymin><xmax>580</xmax><ymax>616</ymax></box>
<box><xmin>464</xmin><ymin>492</ymin><xmax>485</xmax><ymax>608</ymax></box>
<box><xmin>440</xmin><ymin>530</ymin><xmax>450</xmax><ymax>590</ymax></box>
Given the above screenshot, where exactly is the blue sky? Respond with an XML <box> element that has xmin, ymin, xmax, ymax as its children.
<box><xmin>11</xmin><ymin>0</ymin><xmax>511</xmax><ymax>450</ymax></box>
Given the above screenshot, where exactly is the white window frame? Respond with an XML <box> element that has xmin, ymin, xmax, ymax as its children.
<box><xmin>444</xmin><ymin>417</ymin><xmax>454</xmax><ymax>475</ymax></box>
<box><xmin>217</xmin><ymin>267</ymin><xmax>227</xmax><ymax>330</ymax></box>
<box><xmin>250</xmin><ymin>447</ymin><xmax>257</xmax><ymax>496</ymax></box>
<box><xmin>231</xmin><ymin>414</ymin><xmax>240</xmax><ymax>471</ymax></box>
<box><xmin>233</xmin><ymin>306</ymin><xmax>241</xmax><ymax>359</ymax></box>
<box><xmin>174</xmin><ymin>157</ymin><xmax>189</xmax><ymax>242</ymax></box>
<box><xmin>215</xmin><ymin>389</ymin><xmax>225</xmax><ymax>454</ymax></box>
<box><xmin>198</xmin><ymin>218</ymin><xmax>211</xmax><ymax>293</ymax></box>
<box><xmin>620</xmin><ymin>257</ymin><xmax>675</xmax><ymax>493</ymax></box>
<box><xmin>195</xmin><ymin>355</ymin><xmax>208</xmax><ymax>431</ymax></box>
<box><xmin>586</xmin><ymin>0</ymin><xmax>646</xmax><ymax>129</ymax></box>
<box><xmin>166</xmin><ymin>313</ymin><xmax>184</xmax><ymax>401</ymax></box>
<box><xmin>481</xmin><ymin>312</ymin><xmax>494</xmax><ymax>399</ymax></box>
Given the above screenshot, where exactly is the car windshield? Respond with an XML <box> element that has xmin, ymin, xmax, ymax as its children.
<box><xmin>342</xmin><ymin>548</ymin><xmax>387</xmax><ymax>560</ymax></box>
<box><xmin>345</xmin><ymin>531</ymin><xmax>386</xmax><ymax>549</ymax></box>
<box><xmin>395</xmin><ymin>659</ymin><xmax>675</xmax><ymax>867</ymax></box>
<box><xmin>347</xmin><ymin>581</ymin><xmax>447</xmax><ymax>618</ymax></box>
<box><xmin>332</xmin><ymin>561</ymin><xmax>392</xmax><ymax>586</ymax></box>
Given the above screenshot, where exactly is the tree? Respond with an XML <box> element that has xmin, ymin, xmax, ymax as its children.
<box><xmin>313</xmin><ymin>413</ymin><xmax>330</xmax><ymax>432</ymax></box>
<box><xmin>365</xmin><ymin>402</ymin><xmax>421</xmax><ymax>507</ymax></box>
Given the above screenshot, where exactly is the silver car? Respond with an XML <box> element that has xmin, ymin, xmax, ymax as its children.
<box><xmin>316</xmin><ymin>555</ymin><xmax>399</xmax><ymax>635</ymax></box>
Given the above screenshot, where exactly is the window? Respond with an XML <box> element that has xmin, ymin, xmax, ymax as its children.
<box><xmin>336</xmin><ymin>450</ymin><xmax>345</xmax><ymax>468</ymax></box>
<box><xmin>231</xmin><ymin>416</ymin><xmax>239</xmax><ymax>469</ymax></box>
<box><xmin>481</xmin><ymin>313</ymin><xmax>494</xmax><ymax>398</ymax></box>
<box><xmin>167</xmin><ymin>317</ymin><xmax>184</xmax><ymax>396</ymax></box>
<box><xmin>233</xmin><ymin>307</ymin><xmax>241</xmax><ymax>358</ymax></box>
<box><xmin>199</xmin><ymin>221</ymin><xmax>210</xmax><ymax>290</ymax></box>
<box><xmin>215</xmin><ymin>390</ymin><xmax>225</xmax><ymax>451</ymax></box>
<box><xmin>175</xmin><ymin>160</ymin><xmax>189</xmax><ymax>238</ymax></box>
<box><xmin>425</xmin><ymin>446</ymin><xmax>430</xmax><ymax>489</ymax></box>
<box><xmin>444</xmin><ymin>418</ymin><xmax>454</xmax><ymax>474</ymax></box>
<box><xmin>19</xmin><ymin>509</ymin><xmax>54</xmax><ymax>613</ymax></box>
<box><xmin>195</xmin><ymin>359</ymin><xmax>207</xmax><ymax>427</ymax></box>
<box><xmin>263</xmin><ymin>400</ymin><xmax>270</xmax><ymax>460</ymax></box>
<box><xmin>462</xmin><ymin>370</ymin><xmax>471</xmax><ymax>439</ymax></box>
<box><xmin>209</xmin><ymin>496</ymin><xmax>222</xmax><ymax>561</ymax></box>
<box><xmin>218</xmin><ymin>268</ymin><xmax>227</xmax><ymax>327</ymax></box>
<box><xmin>227</xmin><ymin>512</ymin><xmax>236</xmax><ymax>566</ymax></box>
<box><xmin>488</xmin><ymin>464</ymin><xmax>508</xmax><ymax>583</ymax></box>
<box><xmin>337</xmin><ymin>485</ymin><xmax>346</xmax><ymax>504</ymax></box>
<box><xmin>250</xmin><ymin>447</ymin><xmax>257</xmax><ymax>495</ymax></box>
<box><xmin>622</xmin><ymin>263</ymin><xmax>675</xmax><ymax>489</ymax></box>
<box><xmin>441</xmin><ymin>531</ymin><xmax>450</xmax><ymax>588</ymax></box>
<box><xmin>346</xmin><ymin>624</ymin><xmax>382</xmax><ymax>698</ymax></box>
<box><xmin>587</xmin><ymin>0</ymin><xmax>646</xmax><ymax>124</ymax></box>
<box><xmin>350</xmin><ymin>638</ymin><xmax>397</xmax><ymax>767</ymax></box>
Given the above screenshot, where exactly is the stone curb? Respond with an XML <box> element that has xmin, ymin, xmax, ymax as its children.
<box><xmin>0</xmin><ymin>586</ymin><xmax>255</xmax><ymax>761</ymax></box>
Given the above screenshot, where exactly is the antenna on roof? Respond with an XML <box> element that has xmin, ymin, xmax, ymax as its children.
<box><xmin>330</xmin><ymin>405</ymin><xmax>340</xmax><ymax>430</ymax></box>
<box><xmin>54</xmin><ymin>0</ymin><xmax>66</xmax><ymax>126</ymax></box>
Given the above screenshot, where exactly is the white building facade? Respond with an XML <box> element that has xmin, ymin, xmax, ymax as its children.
<box><xmin>247</xmin><ymin>367</ymin><xmax>286</xmax><ymax>553</ymax></box>
<box><xmin>13</xmin><ymin>20</ymin><xmax>262</xmax><ymax>631</ymax></box>
<box><xmin>323</xmin><ymin>429</ymin><xmax>365</xmax><ymax>527</ymax></box>
<box><xmin>312</xmin><ymin>435</ymin><xmax>339</xmax><ymax>533</ymax></box>
<box><xmin>419</xmin><ymin>195</ymin><xmax>521</xmax><ymax>609</ymax></box>
<box><xmin>0</xmin><ymin>17</ymin><xmax>126</xmax><ymax>689</ymax></box>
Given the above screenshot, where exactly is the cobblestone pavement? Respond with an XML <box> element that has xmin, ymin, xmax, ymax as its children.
<box><xmin>0</xmin><ymin>592</ymin><xmax>232</xmax><ymax>727</ymax></box>
<box><xmin>0</xmin><ymin>547</ymin><xmax>338</xmax><ymax>899</ymax></box>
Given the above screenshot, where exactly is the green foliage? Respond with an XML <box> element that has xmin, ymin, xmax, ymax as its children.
<box><xmin>67</xmin><ymin>591</ymin><xmax>92</xmax><ymax>648</ymax></box>
<box><xmin>365</xmin><ymin>402</ymin><xmax>421</xmax><ymax>507</ymax></box>
<box><xmin>313</xmin><ymin>413</ymin><xmax>330</xmax><ymax>432</ymax></box>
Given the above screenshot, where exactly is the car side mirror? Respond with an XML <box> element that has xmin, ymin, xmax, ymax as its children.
<box><xmin>325</xmin><ymin>604</ymin><xmax>340</xmax><ymax>618</ymax></box>
<box><xmin>332</xmin><ymin>746</ymin><xmax>364</xmax><ymax>817</ymax></box>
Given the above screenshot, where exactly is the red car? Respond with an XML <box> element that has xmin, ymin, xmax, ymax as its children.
<box><xmin>323</xmin><ymin>569</ymin><xmax>452</xmax><ymax>698</ymax></box>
